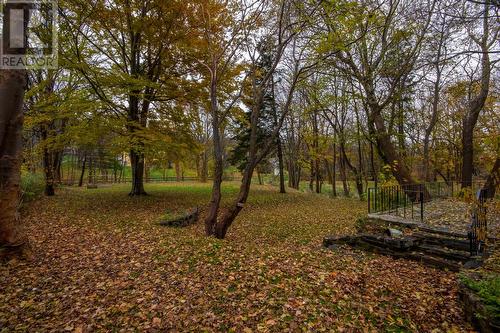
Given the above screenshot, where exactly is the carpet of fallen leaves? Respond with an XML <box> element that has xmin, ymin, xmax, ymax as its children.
<box><xmin>424</xmin><ymin>199</ymin><xmax>500</xmax><ymax>237</ymax></box>
<box><xmin>391</xmin><ymin>197</ymin><xmax>500</xmax><ymax>237</ymax></box>
<box><xmin>0</xmin><ymin>183</ymin><xmax>474</xmax><ymax>332</ymax></box>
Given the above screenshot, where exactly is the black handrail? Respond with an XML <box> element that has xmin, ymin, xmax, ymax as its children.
<box><xmin>469</xmin><ymin>189</ymin><xmax>488</xmax><ymax>256</ymax></box>
<box><xmin>368</xmin><ymin>184</ymin><xmax>425</xmax><ymax>222</ymax></box>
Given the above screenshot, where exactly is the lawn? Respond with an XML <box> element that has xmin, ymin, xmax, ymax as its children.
<box><xmin>0</xmin><ymin>183</ymin><xmax>470</xmax><ymax>332</ymax></box>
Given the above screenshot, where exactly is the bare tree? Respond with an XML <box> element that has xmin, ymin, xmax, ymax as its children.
<box><xmin>200</xmin><ymin>0</ymin><xmax>320</xmax><ymax>238</ymax></box>
<box><xmin>422</xmin><ymin>5</ymin><xmax>454</xmax><ymax>181</ymax></box>
<box><xmin>320</xmin><ymin>0</ymin><xmax>436</xmax><ymax>197</ymax></box>
<box><xmin>460</xmin><ymin>0</ymin><xmax>498</xmax><ymax>187</ymax></box>
<box><xmin>194</xmin><ymin>0</ymin><xmax>264</xmax><ymax>236</ymax></box>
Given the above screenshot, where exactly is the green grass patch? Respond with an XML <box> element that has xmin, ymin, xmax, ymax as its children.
<box><xmin>461</xmin><ymin>274</ymin><xmax>500</xmax><ymax>321</ymax></box>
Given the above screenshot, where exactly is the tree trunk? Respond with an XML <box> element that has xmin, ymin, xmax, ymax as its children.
<box><xmin>119</xmin><ymin>154</ymin><xmax>125</xmax><ymax>183</ymax></box>
<box><xmin>271</xmin><ymin>77</ymin><xmax>286</xmax><ymax>194</ymax></box>
<box><xmin>357</xmin><ymin>130</ymin><xmax>364</xmax><ymax>182</ymax></box>
<box><xmin>88</xmin><ymin>156</ymin><xmax>94</xmax><ymax>185</ymax></box>
<box><xmin>257</xmin><ymin>168</ymin><xmax>263</xmax><ymax>185</ymax></box>
<box><xmin>370</xmin><ymin>141</ymin><xmax>378</xmax><ymax>187</ymax></box>
<box><xmin>70</xmin><ymin>152</ymin><xmax>76</xmax><ymax>184</ymax></box>
<box><xmin>43</xmin><ymin>147</ymin><xmax>55</xmax><ymax>196</ymax></box>
<box><xmin>144</xmin><ymin>157</ymin><xmax>149</xmax><ymax>183</ymax></box>
<box><xmin>40</xmin><ymin>125</ymin><xmax>56</xmax><ymax>195</ymax></box>
<box><xmin>127</xmin><ymin>82</ymin><xmax>147</xmax><ymax>195</ymax></box>
<box><xmin>315</xmin><ymin>159</ymin><xmax>321</xmax><ymax>194</ymax></box>
<box><xmin>338</xmin><ymin>147</ymin><xmax>349</xmax><ymax>196</ymax></box>
<box><xmin>175</xmin><ymin>160</ymin><xmax>181</xmax><ymax>182</ymax></box>
<box><xmin>0</xmin><ymin>68</ymin><xmax>29</xmax><ymax>257</ymax></box>
<box><xmin>356</xmin><ymin>117</ymin><xmax>364</xmax><ymax>198</ymax></box>
<box><xmin>483</xmin><ymin>157</ymin><xmax>499</xmax><ymax>198</ymax></box>
<box><xmin>461</xmin><ymin>121</ymin><xmax>475</xmax><ymax>188</ymax></box>
<box><xmin>461</xmin><ymin>2</ymin><xmax>491</xmax><ymax>188</ymax></box>
<box><xmin>368</xmin><ymin>101</ymin><xmax>425</xmax><ymax>200</ymax></box>
<box><xmin>287</xmin><ymin>160</ymin><xmax>293</xmax><ymax>188</ymax></box>
<box><xmin>312</xmin><ymin>109</ymin><xmax>321</xmax><ymax>194</ymax></box>
<box><xmin>332</xmin><ymin>142</ymin><xmax>337</xmax><ymax>197</ymax></box>
<box><xmin>277</xmin><ymin>137</ymin><xmax>285</xmax><ymax>193</ymax></box>
<box><xmin>324</xmin><ymin>159</ymin><xmax>333</xmax><ymax>185</ymax></box>
<box><xmin>295</xmin><ymin>167</ymin><xmax>301</xmax><ymax>190</ymax></box>
<box><xmin>78</xmin><ymin>154</ymin><xmax>86</xmax><ymax>187</ymax></box>
<box><xmin>205</xmin><ymin>141</ymin><xmax>223</xmax><ymax>235</ymax></box>
<box><xmin>205</xmin><ymin>73</ymin><xmax>223</xmax><ymax>236</ymax></box>
<box><xmin>54</xmin><ymin>151</ymin><xmax>62</xmax><ymax>184</ymax></box>
<box><xmin>397</xmin><ymin>106</ymin><xmax>406</xmax><ymax>158</ymax></box>
<box><xmin>423</xmin><ymin>136</ymin><xmax>431</xmax><ymax>182</ymax></box>
<box><xmin>309</xmin><ymin>159</ymin><xmax>314</xmax><ymax>192</ymax></box>
<box><xmin>424</xmin><ymin>64</ymin><xmax>442</xmax><ymax>182</ymax></box>
<box><xmin>287</xmin><ymin>158</ymin><xmax>301</xmax><ymax>190</ymax></box>
<box><xmin>341</xmin><ymin>142</ymin><xmax>363</xmax><ymax>199</ymax></box>
<box><xmin>195</xmin><ymin>154</ymin><xmax>201</xmax><ymax>180</ymax></box>
<box><xmin>0</xmin><ymin>3</ymin><xmax>32</xmax><ymax>259</ymax></box>
<box><xmin>129</xmin><ymin>150</ymin><xmax>146</xmax><ymax>195</ymax></box>
<box><xmin>201</xmin><ymin>150</ymin><xmax>208</xmax><ymax>182</ymax></box>
<box><xmin>435</xmin><ymin>168</ymin><xmax>451</xmax><ymax>186</ymax></box>
<box><xmin>213</xmin><ymin>158</ymin><xmax>256</xmax><ymax>239</ymax></box>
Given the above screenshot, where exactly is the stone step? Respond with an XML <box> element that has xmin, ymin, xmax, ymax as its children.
<box><xmin>367</xmin><ymin>214</ymin><xmax>498</xmax><ymax>241</ymax></box>
<box><xmin>415</xmin><ymin>244</ymin><xmax>471</xmax><ymax>263</ymax></box>
<box><xmin>414</xmin><ymin>232</ymin><xmax>471</xmax><ymax>252</ymax></box>
<box><xmin>323</xmin><ymin>234</ymin><xmax>475</xmax><ymax>271</ymax></box>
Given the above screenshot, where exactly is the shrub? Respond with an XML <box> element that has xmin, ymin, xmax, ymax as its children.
<box><xmin>20</xmin><ymin>171</ymin><xmax>45</xmax><ymax>202</ymax></box>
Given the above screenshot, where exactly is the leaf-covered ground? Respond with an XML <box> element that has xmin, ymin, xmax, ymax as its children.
<box><xmin>424</xmin><ymin>199</ymin><xmax>500</xmax><ymax>237</ymax></box>
<box><xmin>384</xmin><ymin>197</ymin><xmax>500</xmax><ymax>238</ymax></box>
<box><xmin>0</xmin><ymin>183</ymin><xmax>474</xmax><ymax>332</ymax></box>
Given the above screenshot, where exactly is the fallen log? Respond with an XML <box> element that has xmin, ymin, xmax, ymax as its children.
<box><xmin>159</xmin><ymin>207</ymin><xmax>199</xmax><ymax>227</ymax></box>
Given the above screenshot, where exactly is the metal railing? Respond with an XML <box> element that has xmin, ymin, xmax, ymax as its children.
<box><xmin>368</xmin><ymin>182</ymin><xmax>491</xmax><ymax>256</ymax></box>
<box><xmin>469</xmin><ymin>188</ymin><xmax>488</xmax><ymax>256</ymax></box>
<box><xmin>367</xmin><ymin>184</ymin><xmax>425</xmax><ymax>222</ymax></box>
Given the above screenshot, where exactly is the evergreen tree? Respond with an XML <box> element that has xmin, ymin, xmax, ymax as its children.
<box><xmin>229</xmin><ymin>39</ymin><xmax>277</xmax><ymax>171</ymax></box>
